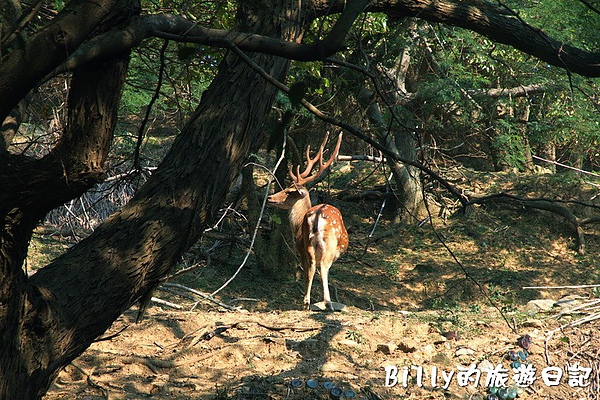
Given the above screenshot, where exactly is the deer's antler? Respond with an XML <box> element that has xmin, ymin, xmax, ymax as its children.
<box><xmin>289</xmin><ymin>132</ymin><xmax>342</xmax><ymax>186</ymax></box>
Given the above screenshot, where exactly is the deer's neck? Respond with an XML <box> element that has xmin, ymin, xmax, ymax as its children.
<box><xmin>289</xmin><ymin>195</ymin><xmax>312</xmax><ymax>240</ymax></box>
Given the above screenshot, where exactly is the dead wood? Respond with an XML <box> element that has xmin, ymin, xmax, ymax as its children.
<box><xmin>341</xmin><ymin>190</ymin><xmax>388</xmax><ymax>202</ymax></box>
<box><xmin>467</xmin><ymin>193</ymin><xmax>590</xmax><ymax>255</ymax></box>
<box><xmin>255</xmin><ymin>322</ymin><xmax>320</xmax><ymax>332</ymax></box>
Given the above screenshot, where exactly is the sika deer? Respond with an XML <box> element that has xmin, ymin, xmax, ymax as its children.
<box><xmin>268</xmin><ymin>133</ymin><xmax>348</xmax><ymax>311</ymax></box>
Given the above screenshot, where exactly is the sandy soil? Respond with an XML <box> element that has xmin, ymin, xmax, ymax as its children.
<box><xmin>43</xmin><ymin>171</ymin><xmax>600</xmax><ymax>399</ymax></box>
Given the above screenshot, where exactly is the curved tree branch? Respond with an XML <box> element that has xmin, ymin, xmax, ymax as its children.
<box><xmin>46</xmin><ymin>0</ymin><xmax>600</xmax><ymax>83</ymax></box>
<box><xmin>54</xmin><ymin>1</ymin><xmax>369</xmax><ymax>76</ymax></box>
<box><xmin>362</xmin><ymin>0</ymin><xmax>600</xmax><ymax>77</ymax></box>
<box><xmin>0</xmin><ymin>0</ymin><xmax>138</xmax><ymax>121</ymax></box>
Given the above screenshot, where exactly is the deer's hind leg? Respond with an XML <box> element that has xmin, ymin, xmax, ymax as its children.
<box><xmin>319</xmin><ymin>240</ymin><xmax>339</xmax><ymax>311</ymax></box>
<box><xmin>300</xmin><ymin>243</ymin><xmax>317</xmax><ymax>310</ymax></box>
<box><xmin>318</xmin><ymin>234</ymin><xmax>344</xmax><ymax>311</ymax></box>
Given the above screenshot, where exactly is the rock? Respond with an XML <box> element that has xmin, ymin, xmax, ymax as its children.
<box><xmin>525</xmin><ymin>299</ymin><xmax>556</xmax><ymax>314</ymax></box>
<box><xmin>441</xmin><ymin>331</ymin><xmax>459</xmax><ymax>341</ymax></box>
<box><xmin>397</xmin><ymin>339</ymin><xmax>419</xmax><ymax>353</ymax></box>
<box><xmin>455</xmin><ymin>347</ymin><xmax>475</xmax><ymax>357</ymax></box>
<box><xmin>377</xmin><ymin>343</ymin><xmax>397</xmax><ymax>354</ymax></box>
<box><xmin>477</xmin><ymin>359</ymin><xmax>494</xmax><ymax>371</ymax></box>
<box><xmin>522</xmin><ymin>319</ymin><xmax>544</xmax><ymax>329</ymax></box>
<box><xmin>431</xmin><ymin>352</ymin><xmax>453</xmax><ymax>367</ymax></box>
<box><xmin>556</xmin><ymin>295</ymin><xmax>585</xmax><ymax>311</ymax></box>
<box><xmin>419</xmin><ymin>344</ymin><xmax>436</xmax><ymax>358</ymax></box>
<box><xmin>235</xmin><ymin>322</ymin><xmax>251</xmax><ymax>330</ymax></box>
<box><xmin>429</xmin><ymin>333</ymin><xmax>447</xmax><ymax>345</ymax></box>
<box><xmin>310</xmin><ymin>301</ymin><xmax>346</xmax><ymax>312</ymax></box>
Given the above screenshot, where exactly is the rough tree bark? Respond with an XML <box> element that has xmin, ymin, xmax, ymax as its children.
<box><xmin>0</xmin><ymin>54</ymin><xmax>131</xmax><ymax>398</ymax></box>
<box><xmin>1</xmin><ymin>1</ymin><xmax>137</xmax><ymax>392</ymax></box>
<box><xmin>1</xmin><ymin>1</ymin><xmax>308</xmax><ymax>397</ymax></box>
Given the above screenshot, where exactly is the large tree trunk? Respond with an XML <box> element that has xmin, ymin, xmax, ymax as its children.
<box><xmin>1</xmin><ymin>1</ymin><xmax>306</xmax><ymax>398</ymax></box>
<box><xmin>0</xmin><ymin>2</ymin><xmax>139</xmax><ymax>397</ymax></box>
<box><xmin>358</xmin><ymin>87</ymin><xmax>427</xmax><ymax>224</ymax></box>
<box><xmin>0</xmin><ymin>52</ymin><xmax>131</xmax><ymax>399</ymax></box>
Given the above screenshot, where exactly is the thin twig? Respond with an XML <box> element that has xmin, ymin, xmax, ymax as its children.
<box><xmin>161</xmin><ymin>282</ymin><xmax>238</xmax><ymax>310</ymax></box>
<box><xmin>164</xmin><ymin>255</ymin><xmax>210</xmax><ymax>282</ymax></box>
<box><xmin>368</xmin><ymin>172</ymin><xmax>393</xmax><ymax>238</ymax></box>
<box><xmin>95</xmin><ymin>324</ymin><xmax>130</xmax><ymax>342</ymax></box>
<box><xmin>524</xmin><ymin>284</ymin><xmax>600</xmax><ymax>290</ymax></box>
<box><xmin>532</xmin><ymin>154</ymin><xmax>600</xmax><ymax>178</ymax></box>
<box><xmin>150</xmin><ymin>296</ymin><xmax>184</xmax><ymax>310</ymax></box>
<box><xmin>70</xmin><ymin>363</ymin><xmax>109</xmax><ymax>399</ymax></box>
<box><xmin>133</xmin><ymin>40</ymin><xmax>168</xmax><ymax>170</ymax></box>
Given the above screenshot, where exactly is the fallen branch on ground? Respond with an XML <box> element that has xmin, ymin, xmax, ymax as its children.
<box><xmin>160</xmin><ymin>282</ymin><xmax>241</xmax><ymax>311</ymax></box>
<box><xmin>467</xmin><ymin>193</ymin><xmax>592</xmax><ymax>254</ymax></box>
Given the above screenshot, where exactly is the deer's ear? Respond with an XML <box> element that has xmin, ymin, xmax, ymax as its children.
<box><xmin>297</xmin><ymin>187</ymin><xmax>308</xmax><ymax>198</ymax></box>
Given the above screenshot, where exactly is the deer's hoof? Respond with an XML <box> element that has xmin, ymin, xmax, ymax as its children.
<box><xmin>310</xmin><ymin>301</ymin><xmax>346</xmax><ymax>312</ymax></box>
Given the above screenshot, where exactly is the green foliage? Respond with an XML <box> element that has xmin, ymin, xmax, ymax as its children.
<box><xmin>426</xmin><ymin>17</ymin><xmax>600</xmax><ymax>171</ymax></box>
<box><xmin>293</xmin><ymin>2</ymin><xmax>600</xmax><ymax>173</ymax></box>
<box><xmin>511</xmin><ymin>0</ymin><xmax>600</xmax><ymax>51</ymax></box>
<box><xmin>53</xmin><ymin>0</ymin><xmax>66</xmax><ymax>11</ymax></box>
<box><xmin>491</xmin><ymin>119</ymin><xmax>527</xmax><ymax>170</ymax></box>
<box><xmin>114</xmin><ymin>0</ymin><xmax>237</xmax><ymax>160</ymax></box>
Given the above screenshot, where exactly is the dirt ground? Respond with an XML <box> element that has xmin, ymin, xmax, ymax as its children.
<box><xmin>44</xmin><ymin>306</ymin><xmax>600</xmax><ymax>400</ymax></box>
<box><xmin>41</xmin><ymin>170</ymin><xmax>600</xmax><ymax>399</ymax></box>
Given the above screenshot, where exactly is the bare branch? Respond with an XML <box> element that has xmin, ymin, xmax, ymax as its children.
<box><xmin>469</xmin><ymin>83</ymin><xmax>563</xmax><ymax>98</ymax></box>
<box><xmin>56</xmin><ymin>2</ymin><xmax>368</xmax><ymax>77</ymax></box>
